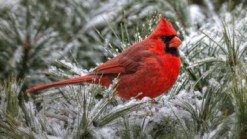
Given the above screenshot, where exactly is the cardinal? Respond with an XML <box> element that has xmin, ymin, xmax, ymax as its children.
<box><xmin>26</xmin><ymin>17</ymin><xmax>182</xmax><ymax>100</ymax></box>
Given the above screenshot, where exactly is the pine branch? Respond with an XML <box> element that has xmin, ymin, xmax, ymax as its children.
<box><xmin>17</xmin><ymin>41</ymin><xmax>31</xmax><ymax>79</ymax></box>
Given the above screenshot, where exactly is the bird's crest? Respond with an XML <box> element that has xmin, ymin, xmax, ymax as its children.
<box><xmin>149</xmin><ymin>17</ymin><xmax>177</xmax><ymax>38</ymax></box>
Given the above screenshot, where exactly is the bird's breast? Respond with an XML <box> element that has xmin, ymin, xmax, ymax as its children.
<box><xmin>161</xmin><ymin>55</ymin><xmax>181</xmax><ymax>79</ymax></box>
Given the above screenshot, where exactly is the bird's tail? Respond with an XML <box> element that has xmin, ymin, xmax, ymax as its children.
<box><xmin>26</xmin><ymin>75</ymin><xmax>99</xmax><ymax>93</ymax></box>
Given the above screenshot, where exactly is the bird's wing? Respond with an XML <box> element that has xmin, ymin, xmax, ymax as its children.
<box><xmin>92</xmin><ymin>43</ymin><xmax>152</xmax><ymax>75</ymax></box>
<box><xmin>93</xmin><ymin>55</ymin><xmax>141</xmax><ymax>75</ymax></box>
<box><xmin>93</xmin><ymin>59</ymin><xmax>126</xmax><ymax>74</ymax></box>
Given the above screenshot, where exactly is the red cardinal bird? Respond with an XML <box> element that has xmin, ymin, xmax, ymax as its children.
<box><xmin>26</xmin><ymin>17</ymin><xmax>182</xmax><ymax>100</ymax></box>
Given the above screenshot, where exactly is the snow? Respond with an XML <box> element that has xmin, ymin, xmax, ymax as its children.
<box><xmin>83</xmin><ymin>0</ymin><xmax>129</xmax><ymax>31</ymax></box>
<box><xmin>59</xmin><ymin>59</ymin><xmax>87</xmax><ymax>76</ymax></box>
<box><xmin>209</xmin><ymin>78</ymin><xmax>220</xmax><ymax>88</ymax></box>
<box><xmin>0</xmin><ymin>0</ymin><xmax>20</xmax><ymax>9</ymax></box>
<box><xmin>242</xmin><ymin>79</ymin><xmax>246</xmax><ymax>87</ymax></box>
<box><xmin>10</xmin><ymin>46</ymin><xmax>22</xmax><ymax>68</ymax></box>
<box><xmin>95</xmin><ymin>127</ymin><xmax>119</xmax><ymax>139</ymax></box>
<box><xmin>187</xmin><ymin>57</ymin><xmax>222</xmax><ymax>69</ymax></box>
<box><xmin>189</xmin><ymin>5</ymin><xmax>206</xmax><ymax>27</ymax></box>
<box><xmin>27</xmin><ymin>77</ymin><xmax>198</xmax><ymax>138</ymax></box>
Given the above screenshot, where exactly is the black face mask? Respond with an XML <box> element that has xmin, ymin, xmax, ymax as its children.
<box><xmin>161</xmin><ymin>36</ymin><xmax>180</xmax><ymax>57</ymax></box>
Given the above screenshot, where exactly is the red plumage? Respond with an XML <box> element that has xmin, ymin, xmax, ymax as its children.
<box><xmin>26</xmin><ymin>17</ymin><xmax>182</xmax><ymax>100</ymax></box>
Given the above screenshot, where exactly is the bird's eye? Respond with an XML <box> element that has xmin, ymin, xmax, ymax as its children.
<box><xmin>161</xmin><ymin>36</ymin><xmax>175</xmax><ymax>43</ymax></box>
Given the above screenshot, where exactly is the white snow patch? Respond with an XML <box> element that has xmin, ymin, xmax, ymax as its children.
<box><xmin>0</xmin><ymin>0</ymin><xmax>20</xmax><ymax>9</ymax></box>
<box><xmin>189</xmin><ymin>5</ymin><xmax>206</xmax><ymax>26</ymax></box>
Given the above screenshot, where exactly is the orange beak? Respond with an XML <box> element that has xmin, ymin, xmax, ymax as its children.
<box><xmin>169</xmin><ymin>36</ymin><xmax>182</xmax><ymax>48</ymax></box>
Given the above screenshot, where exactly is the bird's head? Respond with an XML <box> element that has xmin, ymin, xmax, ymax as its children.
<box><xmin>149</xmin><ymin>17</ymin><xmax>182</xmax><ymax>54</ymax></box>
